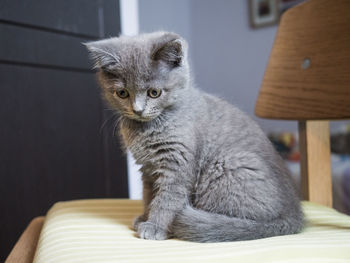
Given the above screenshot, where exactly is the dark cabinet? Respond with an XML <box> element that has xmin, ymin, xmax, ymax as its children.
<box><xmin>0</xmin><ymin>1</ymin><xmax>128</xmax><ymax>260</ymax></box>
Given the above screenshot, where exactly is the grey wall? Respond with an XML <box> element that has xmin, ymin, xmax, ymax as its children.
<box><xmin>138</xmin><ymin>0</ymin><xmax>195</xmax><ymax>91</ymax></box>
<box><xmin>190</xmin><ymin>0</ymin><xmax>298</xmax><ymax>132</ymax></box>
<box><xmin>139</xmin><ymin>0</ymin><xmax>191</xmax><ymax>48</ymax></box>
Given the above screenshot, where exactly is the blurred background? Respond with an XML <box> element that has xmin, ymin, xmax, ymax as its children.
<box><xmin>1</xmin><ymin>0</ymin><xmax>349</xmax><ymax>260</ymax></box>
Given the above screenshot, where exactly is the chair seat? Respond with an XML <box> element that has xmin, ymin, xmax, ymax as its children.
<box><xmin>33</xmin><ymin>199</ymin><xmax>350</xmax><ymax>263</ymax></box>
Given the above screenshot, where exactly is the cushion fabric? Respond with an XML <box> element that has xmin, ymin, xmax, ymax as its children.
<box><xmin>33</xmin><ymin>199</ymin><xmax>350</xmax><ymax>263</ymax></box>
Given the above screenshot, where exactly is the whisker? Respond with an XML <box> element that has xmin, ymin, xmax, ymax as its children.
<box><xmin>113</xmin><ymin>116</ymin><xmax>122</xmax><ymax>136</ymax></box>
<box><xmin>100</xmin><ymin>111</ymin><xmax>119</xmax><ymax>134</ymax></box>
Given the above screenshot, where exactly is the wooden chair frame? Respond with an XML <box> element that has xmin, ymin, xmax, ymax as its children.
<box><xmin>299</xmin><ymin>120</ymin><xmax>332</xmax><ymax>207</ymax></box>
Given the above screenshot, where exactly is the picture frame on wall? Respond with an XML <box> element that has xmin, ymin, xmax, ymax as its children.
<box><xmin>249</xmin><ymin>0</ymin><xmax>307</xmax><ymax>29</ymax></box>
<box><xmin>249</xmin><ymin>0</ymin><xmax>279</xmax><ymax>28</ymax></box>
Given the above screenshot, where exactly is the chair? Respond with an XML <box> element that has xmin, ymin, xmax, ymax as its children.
<box><xmin>6</xmin><ymin>0</ymin><xmax>350</xmax><ymax>262</ymax></box>
<box><xmin>255</xmin><ymin>0</ymin><xmax>350</xmax><ymax>207</ymax></box>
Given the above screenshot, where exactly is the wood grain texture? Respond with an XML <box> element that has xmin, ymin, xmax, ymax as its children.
<box><xmin>299</xmin><ymin>121</ymin><xmax>332</xmax><ymax>207</ymax></box>
<box><xmin>5</xmin><ymin>217</ymin><xmax>44</xmax><ymax>263</ymax></box>
<box><xmin>255</xmin><ymin>0</ymin><xmax>350</xmax><ymax>120</ymax></box>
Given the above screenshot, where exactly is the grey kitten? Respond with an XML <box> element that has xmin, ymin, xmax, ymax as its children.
<box><xmin>85</xmin><ymin>31</ymin><xmax>304</xmax><ymax>242</ymax></box>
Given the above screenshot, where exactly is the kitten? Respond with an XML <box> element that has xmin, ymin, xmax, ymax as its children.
<box><xmin>85</xmin><ymin>31</ymin><xmax>304</xmax><ymax>242</ymax></box>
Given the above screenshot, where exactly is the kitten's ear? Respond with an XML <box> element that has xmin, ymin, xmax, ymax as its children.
<box><xmin>83</xmin><ymin>40</ymin><xmax>120</xmax><ymax>70</ymax></box>
<box><xmin>151</xmin><ymin>34</ymin><xmax>187</xmax><ymax>68</ymax></box>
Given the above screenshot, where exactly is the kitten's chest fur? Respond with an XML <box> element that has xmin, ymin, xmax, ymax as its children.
<box><xmin>119</xmin><ymin>113</ymin><xmax>198</xmax><ymax>169</ymax></box>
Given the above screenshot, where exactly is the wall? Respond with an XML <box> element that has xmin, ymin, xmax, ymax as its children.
<box><xmin>138</xmin><ymin>0</ymin><xmax>192</xmax><ymax>49</ymax></box>
<box><xmin>190</xmin><ymin>0</ymin><xmax>297</xmax><ymax>132</ymax></box>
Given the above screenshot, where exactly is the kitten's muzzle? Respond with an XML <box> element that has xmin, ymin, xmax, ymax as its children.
<box><xmin>133</xmin><ymin>109</ymin><xmax>144</xmax><ymax>116</ymax></box>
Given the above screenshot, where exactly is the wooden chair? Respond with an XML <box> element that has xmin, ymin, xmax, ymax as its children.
<box><xmin>6</xmin><ymin>0</ymin><xmax>350</xmax><ymax>262</ymax></box>
<box><xmin>255</xmin><ymin>0</ymin><xmax>350</xmax><ymax>207</ymax></box>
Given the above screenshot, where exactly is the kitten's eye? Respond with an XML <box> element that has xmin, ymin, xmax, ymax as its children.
<box><xmin>116</xmin><ymin>89</ymin><xmax>129</xmax><ymax>99</ymax></box>
<box><xmin>147</xmin><ymin>88</ymin><xmax>162</xmax><ymax>98</ymax></box>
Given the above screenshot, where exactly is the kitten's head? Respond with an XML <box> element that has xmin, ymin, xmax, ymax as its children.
<box><xmin>85</xmin><ymin>31</ymin><xmax>190</xmax><ymax>122</ymax></box>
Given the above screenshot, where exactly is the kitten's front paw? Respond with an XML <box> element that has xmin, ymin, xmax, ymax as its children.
<box><xmin>133</xmin><ymin>214</ymin><xmax>147</xmax><ymax>231</ymax></box>
<box><xmin>137</xmin><ymin>221</ymin><xmax>168</xmax><ymax>240</ymax></box>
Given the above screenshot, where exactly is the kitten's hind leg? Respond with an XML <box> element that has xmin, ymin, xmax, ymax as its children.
<box><xmin>194</xmin><ymin>155</ymin><xmax>290</xmax><ymax>221</ymax></box>
<box><xmin>173</xmin><ymin>163</ymin><xmax>303</xmax><ymax>242</ymax></box>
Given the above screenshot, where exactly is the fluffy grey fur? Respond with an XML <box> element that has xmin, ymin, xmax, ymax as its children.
<box><xmin>85</xmin><ymin>31</ymin><xmax>304</xmax><ymax>242</ymax></box>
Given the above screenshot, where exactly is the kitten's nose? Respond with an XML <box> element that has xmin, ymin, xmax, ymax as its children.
<box><xmin>132</xmin><ymin>98</ymin><xmax>145</xmax><ymax>116</ymax></box>
<box><xmin>133</xmin><ymin>109</ymin><xmax>143</xmax><ymax>116</ymax></box>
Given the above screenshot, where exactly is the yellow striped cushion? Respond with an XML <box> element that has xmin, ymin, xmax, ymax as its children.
<box><xmin>33</xmin><ymin>200</ymin><xmax>350</xmax><ymax>263</ymax></box>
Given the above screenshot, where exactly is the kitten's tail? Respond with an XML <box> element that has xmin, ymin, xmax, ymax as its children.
<box><xmin>171</xmin><ymin>206</ymin><xmax>303</xmax><ymax>242</ymax></box>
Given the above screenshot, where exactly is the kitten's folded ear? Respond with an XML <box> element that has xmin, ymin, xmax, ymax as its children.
<box><xmin>83</xmin><ymin>40</ymin><xmax>120</xmax><ymax>70</ymax></box>
<box><xmin>151</xmin><ymin>33</ymin><xmax>187</xmax><ymax>68</ymax></box>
